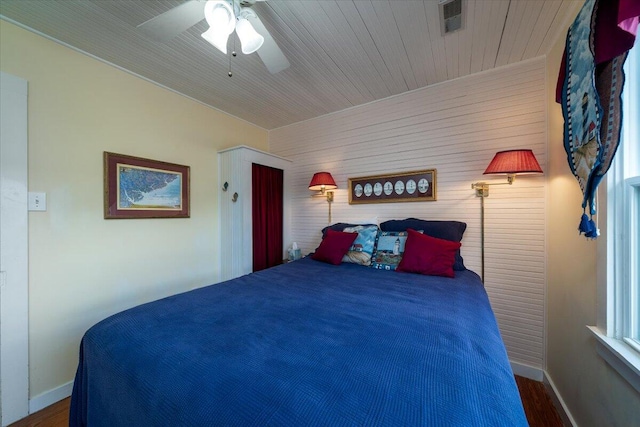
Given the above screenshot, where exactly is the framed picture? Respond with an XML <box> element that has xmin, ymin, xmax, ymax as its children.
<box><xmin>348</xmin><ymin>169</ymin><xmax>436</xmax><ymax>204</ymax></box>
<box><xmin>104</xmin><ymin>152</ymin><xmax>190</xmax><ymax>219</ymax></box>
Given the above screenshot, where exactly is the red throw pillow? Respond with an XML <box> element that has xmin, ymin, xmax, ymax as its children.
<box><xmin>396</xmin><ymin>228</ymin><xmax>462</xmax><ymax>278</ymax></box>
<box><xmin>311</xmin><ymin>229</ymin><xmax>358</xmax><ymax>265</ymax></box>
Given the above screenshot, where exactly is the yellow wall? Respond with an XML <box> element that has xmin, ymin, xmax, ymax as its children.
<box><xmin>0</xmin><ymin>21</ymin><xmax>267</xmax><ymax>398</ymax></box>
<box><xmin>545</xmin><ymin>19</ymin><xmax>640</xmax><ymax>427</ymax></box>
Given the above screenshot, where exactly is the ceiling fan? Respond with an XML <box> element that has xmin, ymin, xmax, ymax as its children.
<box><xmin>137</xmin><ymin>0</ymin><xmax>290</xmax><ymax>74</ymax></box>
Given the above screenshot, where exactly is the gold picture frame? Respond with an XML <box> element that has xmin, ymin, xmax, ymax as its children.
<box><xmin>348</xmin><ymin>170</ymin><xmax>436</xmax><ymax>204</ymax></box>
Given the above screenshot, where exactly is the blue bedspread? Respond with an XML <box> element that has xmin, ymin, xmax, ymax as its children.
<box><xmin>70</xmin><ymin>258</ymin><xmax>527</xmax><ymax>426</ymax></box>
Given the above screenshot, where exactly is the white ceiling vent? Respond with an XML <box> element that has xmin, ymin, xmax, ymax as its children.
<box><xmin>439</xmin><ymin>0</ymin><xmax>464</xmax><ymax>36</ymax></box>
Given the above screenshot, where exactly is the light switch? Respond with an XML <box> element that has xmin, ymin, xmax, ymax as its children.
<box><xmin>28</xmin><ymin>192</ymin><xmax>47</xmax><ymax>211</ymax></box>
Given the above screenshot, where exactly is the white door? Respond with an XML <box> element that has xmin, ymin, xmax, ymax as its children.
<box><xmin>0</xmin><ymin>72</ymin><xmax>29</xmax><ymax>426</ymax></box>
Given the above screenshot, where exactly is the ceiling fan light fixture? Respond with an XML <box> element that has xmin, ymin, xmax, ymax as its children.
<box><xmin>201</xmin><ymin>27</ymin><xmax>230</xmax><ymax>54</ymax></box>
<box><xmin>203</xmin><ymin>1</ymin><xmax>235</xmax><ymax>34</ymax></box>
<box><xmin>236</xmin><ymin>17</ymin><xmax>264</xmax><ymax>54</ymax></box>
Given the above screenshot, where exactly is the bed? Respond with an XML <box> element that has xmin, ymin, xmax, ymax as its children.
<box><xmin>69</xmin><ymin>252</ymin><xmax>527</xmax><ymax>426</ymax></box>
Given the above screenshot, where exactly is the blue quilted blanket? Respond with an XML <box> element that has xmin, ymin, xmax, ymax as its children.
<box><xmin>70</xmin><ymin>258</ymin><xmax>527</xmax><ymax>426</ymax></box>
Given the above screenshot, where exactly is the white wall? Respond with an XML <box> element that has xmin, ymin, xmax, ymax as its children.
<box><xmin>269</xmin><ymin>58</ymin><xmax>548</xmax><ymax>375</ymax></box>
<box><xmin>0</xmin><ymin>21</ymin><xmax>268</xmax><ymax>405</ymax></box>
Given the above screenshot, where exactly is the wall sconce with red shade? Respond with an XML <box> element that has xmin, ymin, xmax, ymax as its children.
<box><xmin>471</xmin><ymin>149</ymin><xmax>543</xmax><ymax>282</ymax></box>
<box><xmin>471</xmin><ymin>149</ymin><xmax>543</xmax><ymax>197</ymax></box>
<box><xmin>309</xmin><ymin>172</ymin><xmax>337</xmax><ymax>223</ymax></box>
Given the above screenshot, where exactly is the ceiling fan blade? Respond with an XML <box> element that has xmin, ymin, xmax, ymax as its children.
<box><xmin>246</xmin><ymin>13</ymin><xmax>290</xmax><ymax>74</ymax></box>
<box><xmin>137</xmin><ymin>0</ymin><xmax>205</xmax><ymax>43</ymax></box>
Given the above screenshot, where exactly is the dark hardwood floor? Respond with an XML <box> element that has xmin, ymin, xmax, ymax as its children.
<box><xmin>8</xmin><ymin>397</ymin><xmax>70</xmax><ymax>427</ymax></box>
<box><xmin>10</xmin><ymin>376</ymin><xmax>563</xmax><ymax>427</ymax></box>
<box><xmin>515</xmin><ymin>376</ymin><xmax>565</xmax><ymax>427</ymax></box>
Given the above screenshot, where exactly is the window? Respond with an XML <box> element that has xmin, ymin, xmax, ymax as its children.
<box><xmin>611</xmin><ymin>42</ymin><xmax>640</xmax><ymax>346</ymax></box>
<box><xmin>591</xmin><ymin>41</ymin><xmax>640</xmax><ymax>393</ymax></box>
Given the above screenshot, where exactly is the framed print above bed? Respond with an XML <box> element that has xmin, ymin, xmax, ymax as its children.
<box><xmin>104</xmin><ymin>152</ymin><xmax>190</xmax><ymax>219</ymax></box>
<box><xmin>348</xmin><ymin>170</ymin><xmax>436</xmax><ymax>204</ymax></box>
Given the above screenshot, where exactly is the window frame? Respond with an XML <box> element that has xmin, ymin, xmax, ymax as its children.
<box><xmin>591</xmin><ymin>41</ymin><xmax>640</xmax><ymax>393</ymax></box>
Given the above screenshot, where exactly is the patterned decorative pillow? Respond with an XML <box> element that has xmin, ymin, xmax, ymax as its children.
<box><xmin>321</xmin><ymin>222</ymin><xmax>377</xmax><ymax>238</ymax></box>
<box><xmin>371</xmin><ymin>230</ymin><xmax>421</xmax><ymax>270</ymax></box>
<box><xmin>341</xmin><ymin>225</ymin><xmax>379</xmax><ymax>266</ymax></box>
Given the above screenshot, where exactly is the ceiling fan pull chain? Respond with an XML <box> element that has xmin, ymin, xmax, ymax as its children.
<box><xmin>233</xmin><ymin>32</ymin><xmax>237</xmax><ymax>58</ymax></box>
<box><xmin>228</xmin><ymin>35</ymin><xmax>237</xmax><ymax>77</ymax></box>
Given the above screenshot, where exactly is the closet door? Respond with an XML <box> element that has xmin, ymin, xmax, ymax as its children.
<box><xmin>252</xmin><ymin>163</ymin><xmax>283</xmax><ymax>272</ymax></box>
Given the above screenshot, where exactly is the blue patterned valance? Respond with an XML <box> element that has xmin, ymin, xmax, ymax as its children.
<box><xmin>556</xmin><ymin>0</ymin><xmax>639</xmax><ymax>239</ymax></box>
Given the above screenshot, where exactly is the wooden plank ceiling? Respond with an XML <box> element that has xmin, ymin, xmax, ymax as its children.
<box><xmin>0</xmin><ymin>0</ymin><xmax>579</xmax><ymax>130</ymax></box>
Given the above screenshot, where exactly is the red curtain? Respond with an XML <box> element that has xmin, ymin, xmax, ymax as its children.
<box><xmin>252</xmin><ymin>163</ymin><xmax>284</xmax><ymax>272</ymax></box>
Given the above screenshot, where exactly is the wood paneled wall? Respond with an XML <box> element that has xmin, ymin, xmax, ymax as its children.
<box><xmin>269</xmin><ymin>58</ymin><xmax>547</xmax><ymax>372</ymax></box>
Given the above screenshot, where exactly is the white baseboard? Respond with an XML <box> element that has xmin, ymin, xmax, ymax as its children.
<box><xmin>543</xmin><ymin>372</ymin><xmax>578</xmax><ymax>427</ymax></box>
<box><xmin>29</xmin><ymin>380</ymin><xmax>73</xmax><ymax>414</ymax></box>
<box><xmin>510</xmin><ymin>361</ymin><xmax>544</xmax><ymax>381</ymax></box>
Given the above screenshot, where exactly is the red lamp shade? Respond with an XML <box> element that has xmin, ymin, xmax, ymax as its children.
<box><xmin>483</xmin><ymin>149</ymin><xmax>543</xmax><ymax>175</ymax></box>
<box><xmin>309</xmin><ymin>172</ymin><xmax>337</xmax><ymax>191</ymax></box>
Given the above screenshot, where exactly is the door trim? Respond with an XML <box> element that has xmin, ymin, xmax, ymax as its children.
<box><xmin>0</xmin><ymin>71</ymin><xmax>29</xmax><ymax>426</ymax></box>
